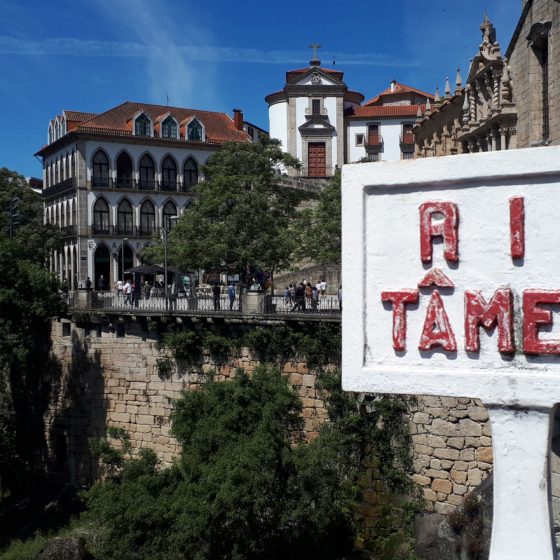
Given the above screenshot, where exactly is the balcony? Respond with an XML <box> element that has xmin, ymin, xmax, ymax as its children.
<box><xmin>90</xmin><ymin>225</ymin><xmax>162</xmax><ymax>237</ymax></box>
<box><xmin>43</xmin><ymin>177</ymin><xmax>76</xmax><ymax>198</ymax></box>
<box><xmin>61</xmin><ymin>224</ymin><xmax>77</xmax><ymax>237</ymax></box>
<box><xmin>138</xmin><ymin>178</ymin><xmax>156</xmax><ymax>191</ymax></box>
<box><xmin>160</xmin><ymin>180</ymin><xmax>178</xmax><ymax>192</ymax></box>
<box><xmin>400</xmin><ymin>132</ymin><xmax>415</xmax><ymax>148</ymax></box>
<box><xmin>92</xmin><ymin>177</ymin><xmax>111</xmax><ymax>189</ymax></box>
<box><xmin>115</xmin><ymin>176</ymin><xmax>134</xmax><ymax>189</ymax></box>
<box><xmin>181</xmin><ymin>182</ymin><xmax>196</xmax><ymax>193</ymax></box>
<box><xmin>365</xmin><ymin>134</ymin><xmax>383</xmax><ymax>151</ymax></box>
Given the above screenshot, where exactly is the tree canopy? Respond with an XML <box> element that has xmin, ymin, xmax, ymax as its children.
<box><xmin>144</xmin><ymin>138</ymin><xmax>307</xmax><ymax>279</ymax></box>
<box><xmin>83</xmin><ymin>366</ymin><xmax>360</xmax><ymax>560</ymax></box>
<box><xmin>296</xmin><ymin>170</ymin><xmax>341</xmax><ymax>265</ymax></box>
<box><xmin>0</xmin><ymin>168</ymin><xmax>64</xmax><ymax>494</ymax></box>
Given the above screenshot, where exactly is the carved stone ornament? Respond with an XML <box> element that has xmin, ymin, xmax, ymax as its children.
<box><xmin>88</xmin><ymin>240</ymin><xmax>95</xmax><ymax>250</ymax></box>
<box><xmin>311</xmin><ymin>71</ymin><xmax>321</xmax><ymax>85</ymax></box>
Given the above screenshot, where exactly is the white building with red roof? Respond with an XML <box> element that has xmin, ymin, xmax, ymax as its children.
<box><xmin>36</xmin><ymin>102</ymin><xmax>252</xmax><ymax>290</ymax></box>
<box><xmin>346</xmin><ymin>81</ymin><xmax>433</xmax><ymax>162</ymax></box>
<box><xmin>265</xmin><ymin>49</ymin><xmax>433</xmax><ymax>175</ymax></box>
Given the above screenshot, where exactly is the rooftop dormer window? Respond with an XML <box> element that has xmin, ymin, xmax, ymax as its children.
<box><xmin>162</xmin><ymin>116</ymin><xmax>178</xmax><ymax>139</ymax></box>
<box><xmin>134</xmin><ymin>113</ymin><xmax>152</xmax><ymax>136</ymax></box>
<box><xmin>187</xmin><ymin>119</ymin><xmax>203</xmax><ymax>141</ymax></box>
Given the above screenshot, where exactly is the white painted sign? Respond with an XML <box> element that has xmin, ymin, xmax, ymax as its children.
<box><xmin>342</xmin><ymin>146</ymin><xmax>560</xmax><ymax>560</ymax></box>
<box><xmin>342</xmin><ymin>146</ymin><xmax>560</xmax><ymax>408</ymax></box>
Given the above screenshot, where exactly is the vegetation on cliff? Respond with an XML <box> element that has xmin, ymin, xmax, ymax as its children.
<box><xmin>0</xmin><ymin>168</ymin><xmax>63</xmax><ymax>497</ymax></box>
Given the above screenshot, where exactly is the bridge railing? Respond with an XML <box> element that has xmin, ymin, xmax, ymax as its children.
<box><xmin>67</xmin><ymin>291</ymin><xmax>341</xmax><ymax>317</ymax></box>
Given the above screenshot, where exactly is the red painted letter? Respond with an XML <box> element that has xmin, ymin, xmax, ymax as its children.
<box><xmin>523</xmin><ymin>290</ymin><xmax>560</xmax><ymax>354</ymax></box>
<box><xmin>464</xmin><ymin>289</ymin><xmax>514</xmax><ymax>353</ymax></box>
<box><xmin>419</xmin><ymin>201</ymin><xmax>459</xmax><ymax>263</ymax></box>
<box><xmin>419</xmin><ymin>290</ymin><xmax>457</xmax><ymax>351</ymax></box>
<box><xmin>381</xmin><ymin>290</ymin><xmax>419</xmax><ymax>351</ymax></box>
<box><xmin>510</xmin><ymin>196</ymin><xmax>525</xmax><ymax>260</ymax></box>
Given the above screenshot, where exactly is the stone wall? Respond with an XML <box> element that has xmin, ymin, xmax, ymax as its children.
<box><xmin>508</xmin><ymin>0</ymin><xmax>560</xmax><ymax>147</ymax></box>
<box><xmin>409</xmin><ymin>396</ymin><xmax>492</xmax><ymax>515</ymax></box>
<box><xmin>47</xmin><ymin>317</ymin><xmax>493</xmax><ymax>512</ymax></box>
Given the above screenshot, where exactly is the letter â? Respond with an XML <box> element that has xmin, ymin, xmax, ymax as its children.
<box><xmin>419</xmin><ymin>290</ymin><xmax>457</xmax><ymax>351</ymax></box>
<box><xmin>464</xmin><ymin>289</ymin><xmax>514</xmax><ymax>353</ymax></box>
<box><xmin>381</xmin><ymin>290</ymin><xmax>419</xmax><ymax>351</ymax></box>
<box><xmin>419</xmin><ymin>201</ymin><xmax>459</xmax><ymax>263</ymax></box>
<box><xmin>523</xmin><ymin>290</ymin><xmax>560</xmax><ymax>355</ymax></box>
<box><xmin>510</xmin><ymin>196</ymin><xmax>525</xmax><ymax>260</ymax></box>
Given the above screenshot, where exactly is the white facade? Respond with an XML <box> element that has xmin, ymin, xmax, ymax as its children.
<box><xmin>266</xmin><ymin>66</ymin><xmax>430</xmax><ymax>175</ymax></box>
<box><xmin>347</xmin><ymin>118</ymin><xmax>416</xmax><ymax>163</ymax></box>
<box><xmin>268</xmin><ymin>102</ymin><xmax>288</xmax><ymax>150</ymax></box>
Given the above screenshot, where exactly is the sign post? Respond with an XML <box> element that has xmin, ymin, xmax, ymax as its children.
<box><xmin>342</xmin><ymin>146</ymin><xmax>560</xmax><ymax>559</ymax></box>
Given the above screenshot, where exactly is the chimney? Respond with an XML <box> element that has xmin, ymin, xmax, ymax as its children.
<box><xmin>390</xmin><ymin>80</ymin><xmax>397</xmax><ymax>92</ymax></box>
<box><xmin>233</xmin><ymin>108</ymin><xmax>244</xmax><ymax>131</ymax></box>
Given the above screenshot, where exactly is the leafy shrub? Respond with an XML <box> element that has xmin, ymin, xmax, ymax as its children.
<box><xmin>1</xmin><ymin>535</ymin><xmax>48</xmax><ymax>560</ymax></box>
<box><xmin>80</xmin><ymin>366</ymin><xmax>363</xmax><ymax>560</ymax></box>
<box><xmin>161</xmin><ymin>329</ymin><xmax>202</xmax><ymax>362</ymax></box>
<box><xmin>203</xmin><ymin>332</ymin><xmax>233</xmax><ymax>362</ymax></box>
<box><xmin>156</xmin><ymin>356</ymin><xmax>174</xmax><ymax>380</ymax></box>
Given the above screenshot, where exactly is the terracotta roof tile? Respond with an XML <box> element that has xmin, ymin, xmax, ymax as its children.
<box><xmin>364</xmin><ymin>82</ymin><xmax>434</xmax><ymax>106</ymax></box>
<box><xmin>286</xmin><ymin>66</ymin><xmax>344</xmax><ymax>81</ymax></box>
<box><xmin>76</xmin><ymin>101</ymin><xmax>249</xmax><ymax>143</ymax></box>
<box><xmin>63</xmin><ymin>110</ymin><xmax>98</xmax><ymax>123</ymax></box>
<box><xmin>346</xmin><ymin>104</ymin><xmax>426</xmax><ymax>118</ymax></box>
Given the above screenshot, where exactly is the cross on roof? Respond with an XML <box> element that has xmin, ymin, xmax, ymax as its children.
<box><xmin>309</xmin><ymin>43</ymin><xmax>321</xmax><ymax>60</ymax></box>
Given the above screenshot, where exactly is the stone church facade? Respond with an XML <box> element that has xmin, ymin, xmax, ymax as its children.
<box><xmin>414</xmin><ymin>0</ymin><xmax>560</xmax><ymax>156</ymax></box>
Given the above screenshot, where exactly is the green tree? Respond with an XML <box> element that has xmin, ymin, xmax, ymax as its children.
<box><xmin>83</xmin><ymin>366</ymin><xmax>361</xmax><ymax>560</ymax></box>
<box><xmin>144</xmin><ymin>139</ymin><xmax>306</xmax><ymax>280</ymax></box>
<box><xmin>0</xmin><ymin>168</ymin><xmax>63</xmax><ymax>495</ymax></box>
<box><xmin>296</xmin><ymin>170</ymin><xmax>341</xmax><ymax>265</ymax></box>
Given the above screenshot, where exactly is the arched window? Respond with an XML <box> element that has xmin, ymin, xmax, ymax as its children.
<box><xmin>139</xmin><ymin>154</ymin><xmax>155</xmax><ymax>190</ymax></box>
<box><xmin>116</xmin><ymin>152</ymin><xmax>133</xmax><ymax>188</ymax></box>
<box><xmin>140</xmin><ymin>200</ymin><xmax>156</xmax><ymax>235</ymax></box>
<box><xmin>117</xmin><ymin>199</ymin><xmax>134</xmax><ymax>234</ymax></box>
<box><xmin>187</xmin><ymin>119</ymin><xmax>203</xmax><ymax>141</ymax></box>
<box><xmin>71</xmin><ymin>151</ymin><xmax>76</xmax><ymax>177</ymax></box>
<box><xmin>55</xmin><ymin>159</ymin><xmax>60</xmax><ymax>184</ymax></box>
<box><xmin>162</xmin><ymin>116</ymin><xmax>177</xmax><ymax>139</ymax></box>
<box><xmin>65</xmin><ymin>201</ymin><xmax>71</xmax><ymax>226</ymax></box>
<box><xmin>161</xmin><ymin>156</ymin><xmax>177</xmax><ymax>191</ymax></box>
<box><xmin>183</xmin><ymin>158</ymin><xmax>198</xmax><ymax>191</ymax></box>
<box><xmin>93</xmin><ymin>198</ymin><xmax>110</xmax><ymax>234</ymax></box>
<box><xmin>92</xmin><ymin>150</ymin><xmax>110</xmax><ymax>187</ymax></box>
<box><xmin>162</xmin><ymin>201</ymin><xmax>177</xmax><ymax>230</ymax></box>
<box><xmin>135</xmin><ymin>114</ymin><xmax>151</xmax><ymax>136</ymax></box>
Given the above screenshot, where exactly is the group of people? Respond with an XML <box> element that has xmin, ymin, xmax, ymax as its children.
<box><xmin>212</xmin><ymin>282</ymin><xmax>237</xmax><ymax>311</ymax></box>
<box><xmin>285</xmin><ymin>279</ymin><xmax>331</xmax><ymax>312</ymax></box>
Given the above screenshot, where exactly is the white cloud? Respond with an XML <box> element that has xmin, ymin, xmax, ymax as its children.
<box><xmin>0</xmin><ymin>36</ymin><xmax>415</xmax><ymax>67</ymax></box>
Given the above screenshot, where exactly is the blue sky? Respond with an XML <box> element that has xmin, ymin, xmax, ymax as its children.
<box><xmin>0</xmin><ymin>0</ymin><xmax>519</xmax><ymax>178</ymax></box>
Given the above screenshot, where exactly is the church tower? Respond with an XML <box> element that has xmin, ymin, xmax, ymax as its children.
<box><xmin>265</xmin><ymin>45</ymin><xmax>364</xmax><ymax>177</ymax></box>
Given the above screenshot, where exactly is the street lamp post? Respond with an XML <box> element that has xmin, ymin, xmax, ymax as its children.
<box><xmin>121</xmin><ymin>237</ymin><xmax>128</xmax><ymax>283</ymax></box>
<box><xmin>163</xmin><ymin>216</ymin><xmax>178</xmax><ymax>310</ymax></box>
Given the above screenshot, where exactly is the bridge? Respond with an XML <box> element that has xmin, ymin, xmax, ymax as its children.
<box><xmin>66</xmin><ymin>290</ymin><xmax>341</xmax><ymax>324</ymax></box>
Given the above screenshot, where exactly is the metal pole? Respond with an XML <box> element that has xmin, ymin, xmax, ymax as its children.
<box><xmin>164</xmin><ymin>220</ymin><xmax>168</xmax><ymax>311</ymax></box>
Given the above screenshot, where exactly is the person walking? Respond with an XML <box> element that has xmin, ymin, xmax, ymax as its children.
<box><xmin>305</xmin><ymin>282</ymin><xmax>313</xmax><ymax>311</ymax></box>
<box><xmin>123</xmin><ymin>279</ymin><xmax>132</xmax><ymax>306</ymax></box>
<box><xmin>227</xmin><ymin>282</ymin><xmax>236</xmax><ymax>311</ymax></box>
<box><xmin>98</xmin><ymin>275</ymin><xmax>107</xmax><ymax>291</ymax></box>
<box><xmin>143</xmin><ymin>280</ymin><xmax>152</xmax><ymax>300</ymax></box>
<box><xmin>85</xmin><ymin>277</ymin><xmax>92</xmax><ymax>290</ymax></box>
<box><xmin>320</xmin><ymin>279</ymin><xmax>327</xmax><ymax>297</ymax></box>
<box><xmin>116</xmin><ymin>279</ymin><xmax>124</xmax><ymax>298</ymax></box>
<box><xmin>212</xmin><ymin>283</ymin><xmax>221</xmax><ymax>311</ymax></box>
<box><xmin>311</xmin><ymin>285</ymin><xmax>319</xmax><ymax>312</ymax></box>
